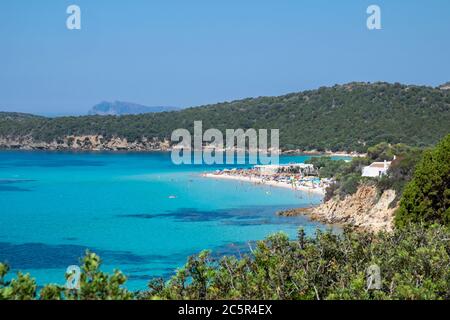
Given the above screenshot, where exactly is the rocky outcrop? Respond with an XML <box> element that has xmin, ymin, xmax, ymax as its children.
<box><xmin>0</xmin><ymin>135</ymin><xmax>171</xmax><ymax>151</ymax></box>
<box><xmin>279</xmin><ymin>185</ymin><xmax>398</xmax><ymax>232</ymax></box>
<box><xmin>311</xmin><ymin>185</ymin><xmax>397</xmax><ymax>232</ymax></box>
<box><xmin>277</xmin><ymin>207</ymin><xmax>315</xmax><ymax>217</ymax></box>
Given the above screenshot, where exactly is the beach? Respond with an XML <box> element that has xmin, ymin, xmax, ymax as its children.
<box><xmin>202</xmin><ymin>172</ymin><xmax>326</xmax><ymax>195</ymax></box>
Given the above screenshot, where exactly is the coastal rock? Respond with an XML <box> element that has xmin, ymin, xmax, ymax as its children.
<box><xmin>277</xmin><ymin>207</ymin><xmax>314</xmax><ymax>217</ymax></box>
<box><xmin>311</xmin><ymin>185</ymin><xmax>397</xmax><ymax>232</ymax></box>
<box><xmin>279</xmin><ymin>185</ymin><xmax>397</xmax><ymax>232</ymax></box>
<box><xmin>0</xmin><ymin>135</ymin><xmax>171</xmax><ymax>151</ymax></box>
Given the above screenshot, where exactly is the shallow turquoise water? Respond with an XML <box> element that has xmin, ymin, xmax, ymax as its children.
<box><xmin>0</xmin><ymin>151</ymin><xmax>337</xmax><ymax>290</ymax></box>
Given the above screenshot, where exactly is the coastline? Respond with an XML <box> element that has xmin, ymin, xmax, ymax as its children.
<box><xmin>0</xmin><ymin>136</ymin><xmax>365</xmax><ymax>157</ymax></box>
<box><xmin>202</xmin><ymin>172</ymin><xmax>326</xmax><ymax>195</ymax></box>
<box><xmin>281</xmin><ymin>149</ymin><xmax>366</xmax><ymax>158</ymax></box>
<box><xmin>203</xmin><ymin>172</ymin><xmax>396</xmax><ymax>233</ymax></box>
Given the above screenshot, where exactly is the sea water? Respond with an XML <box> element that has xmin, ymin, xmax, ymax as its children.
<box><xmin>0</xmin><ymin>151</ymin><xmax>339</xmax><ymax>290</ymax></box>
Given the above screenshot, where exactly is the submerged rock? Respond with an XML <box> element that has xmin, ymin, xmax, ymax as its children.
<box><xmin>277</xmin><ymin>207</ymin><xmax>315</xmax><ymax>217</ymax></box>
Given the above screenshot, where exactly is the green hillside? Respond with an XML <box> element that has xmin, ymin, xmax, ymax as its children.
<box><xmin>0</xmin><ymin>112</ymin><xmax>44</xmax><ymax>120</ymax></box>
<box><xmin>1</xmin><ymin>82</ymin><xmax>449</xmax><ymax>152</ymax></box>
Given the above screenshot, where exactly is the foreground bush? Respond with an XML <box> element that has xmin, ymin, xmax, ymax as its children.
<box><xmin>145</xmin><ymin>224</ymin><xmax>450</xmax><ymax>300</ymax></box>
<box><xmin>2</xmin><ymin>224</ymin><xmax>448</xmax><ymax>300</ymax></box>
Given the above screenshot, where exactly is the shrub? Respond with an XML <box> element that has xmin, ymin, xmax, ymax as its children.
<box><xmin>396</xmin><ymin>134</ymin><xmax>450</xmax><ymax>228</ymax></box>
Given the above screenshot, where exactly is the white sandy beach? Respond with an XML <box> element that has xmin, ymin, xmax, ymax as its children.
<box><xmin>202</xmin><ymin>173</ymin><xmax>325</xmax><ymax>195</ymax></box>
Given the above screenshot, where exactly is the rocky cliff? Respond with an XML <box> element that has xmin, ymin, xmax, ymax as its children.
<box><xmin>0</xmin><ymin>135</ymin><xmax>171</xmax><ymax>151</ymax></box>
<box><xmin>311</xmin><ymin>185</ymin><xmax>397</xmax><ymax>232</ymax></box>
<box><xmin>279</xmin><ymin>185</ymin><xmax>398</xmax><ymax>232</ymax></box>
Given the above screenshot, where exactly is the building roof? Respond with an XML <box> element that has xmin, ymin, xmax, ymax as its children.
<box><xmin>368</xmin><ymin>161</ymin><xmax>391</xmax><ymax>168</ymax></box>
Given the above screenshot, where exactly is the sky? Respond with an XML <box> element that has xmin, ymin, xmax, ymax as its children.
<box><xmin>0</xmin><ymin>0</ymin><xmax>449</xmax><ymax>116</ymax></box>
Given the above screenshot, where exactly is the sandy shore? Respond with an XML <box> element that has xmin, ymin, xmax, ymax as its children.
<box><xmin>281</xmin><ymin>150</ymin><xmax>366</xmax><ymax>158</ymax></box>
<box><xmin>202</xmin><ymin>173</ymin><xmax>325</xmax><ymax>195</ymax></box>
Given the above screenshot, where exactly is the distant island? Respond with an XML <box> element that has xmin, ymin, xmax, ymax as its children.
<box><xmin>88</xmin><ymin>101</ymin><xmax>179</xmax><ymax>116</ymax></box>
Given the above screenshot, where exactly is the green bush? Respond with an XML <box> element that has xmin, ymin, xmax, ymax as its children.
<box><xmin>368</xmin><ymin>143</ymin><xmax>419</xmax><ymax>161</ymax></box>
<box><xmin>308</xmin><ymin>156</ymin><xmax>370</xmax><ymax>199</ymax></box>
<box><xmin>145</xmin><ymin>224</ymin><xmax>449</xmax><ymax>300</ymax></box>
<box><xmin>337</xmin><ymin>173</ymin><xmax>362</xmax><ymax>198</ymax></box>
<box><xmin>396</xmin><ymin>134</ymin><xmax>450</xmax><ymax>228</ymax></box>
<box><xmin>306</xmin><ymin>157</ymin><xmax>349</xmax><ymax>178</ymax></box>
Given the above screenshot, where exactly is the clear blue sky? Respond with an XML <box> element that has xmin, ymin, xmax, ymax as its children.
<box><xmin>0</xmin><ymin>0</ymin><xmax>449</xmax><ymax>115</ymax></box>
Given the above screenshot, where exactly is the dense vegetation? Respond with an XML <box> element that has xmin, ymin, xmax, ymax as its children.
<box><xmin>307</xmin><ymin>135</ymin><xmax>449</xmax><ymax>228</ymax></box>
<box><xmin>1</xmin><ymin>82</ymin><xmax>450</xmax><ymax>152</ymax></box>
<box><xmin>306</xmin><ymin>156</ymin><xmax>368</xmax><ymax>200</ymax></box>
<box><xmin>306</xmin><ymin>142</ymin><xmax>426</xmax><ymax>202</ymax></box>
<box><xmin>396</xmin><ymin>135</ymin><xmax>450</xmax><ymax>228</ymax></box>
<box><xmin>1</xmin><ymin>224</ymin><xmax>449</xmax><ymax>300</ymax></box>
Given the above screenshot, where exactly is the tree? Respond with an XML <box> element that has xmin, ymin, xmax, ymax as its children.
<box><xmin>0</xmin><ymin>265</ymin><xmax>37</xmax><ymax>300</ymax></box>
<box><xmin>396</xmin><ymin>134</ymin><xmax>450</xmax><ymax>227</ymax></box>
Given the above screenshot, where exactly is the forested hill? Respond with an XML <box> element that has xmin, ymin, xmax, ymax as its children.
<box><xmin>0</xmin><ymin>112</ymin><xmax>44</xmax><ymax>120</ymax></box>
<box><xmin>1</xmin><ymin>82</ymin><xmax>449</xmax><ymax>152</ymax></box>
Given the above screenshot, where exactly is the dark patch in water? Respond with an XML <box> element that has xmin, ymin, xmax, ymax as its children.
<box><xmin>209</xmin><ymin>241</ymin><xmax>254</xmax><ymax>259</ymax></box>
<box><xmin>0</xmin><ymin>179</ymin><xmax>36</xmax><ymax>184</ymax></box>
<box><xmin>118</xmin><ymin>208</ymin><xmax>247</xmax><ymax>222</ymax></box>
<box><xmin>0</xmin><ymin>186</ymin><xmax>31</xmax><ymax>192</ymax></box>
<box><xmin>120</xmin><ymin>214</ymin><xmax>156</xmax><ymax>219</ymax></box>
<box><xmin>222</xmin><ymin>219</ymin><xmax>274</xmax><ymax>226</ymax></box>
<box><xmin>6</xmin><ymin>160</ymin><xmax>106</xmax><ymax>168</ymax></box>
<box><xmin>0</xmin><ymin>179</ymin><xmax>35</xmax><ymax>192</ymax></box>
<box><xmin>117</xmin><ymin>205</ymin><xmax>310</xmax><ymax>226</ymax></box>
<box><xmin>127</xmin><ymin>274</ymin><xmax>156</xmax><ymax>282</ymax></box>
<box><xmin>62</xmin><ymin>237</ymin><xmax>78</xmax><ymax>241</ymax></box>
<box><xmin>160</xmin><ymin>208</ymin><xmax>246</xmax><ymax>222</ymax></box>
<box><xmin>118</xmin><ymin>207</ymin><xmax>268</xmax><ymax>223</ymax></box>
<box><xmin>0</xmin><ymin>242</ymin><xmax>186</xmax><ymax>270</ymax></box>
<box><xmin>120</xmin><ymin>267</ymin><xmax>155</xmax><ymax>274</ymax></box>
<box><xmin>125</xmin><ymin>268</ymin><xmax>176</xmax><ymax>282</ymax></box>
<box><xmin>234</xmin><ymin>215</ymin><xmax>261</xmax><ymax>220</ymax></box>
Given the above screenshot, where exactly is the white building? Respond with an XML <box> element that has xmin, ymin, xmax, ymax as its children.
<box><xmin>362</xmin><ymin>160</ymin><xmax>392</xmax><ymax>177</ymax></box>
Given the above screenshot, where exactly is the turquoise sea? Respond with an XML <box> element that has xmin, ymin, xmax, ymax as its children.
<box><xmin>0</xmin><ymin>151</ymin><xmax>339</xmax><ymax>290</ymax></box>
